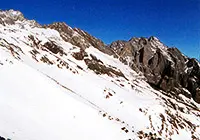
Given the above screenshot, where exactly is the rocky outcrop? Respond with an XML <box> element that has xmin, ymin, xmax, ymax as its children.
<box><xmin>44</xmin><ymin>22</ymin><xmax>116</xmax><ymax>56</ymax></box>
<box><xmin>0</xmin><ymin>136</ymin><xmax>7</xmax><ymax>140</ymax></box>
<box><xmin>109</xmin><ymin>36</ymin><xmax>200</xmax><ymax>103</ymax></box>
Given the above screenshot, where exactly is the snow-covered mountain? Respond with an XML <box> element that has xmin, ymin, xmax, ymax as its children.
<box><xmin>0</xmin><ymin>9</ymin><xmax>199</xmax><ymax>140</ymax></box>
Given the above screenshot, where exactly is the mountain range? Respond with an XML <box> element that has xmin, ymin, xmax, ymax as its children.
<box><xmin>0</xmin><ymin>9</ymin><xmax>199</xmax><ymax>140</ymax></box>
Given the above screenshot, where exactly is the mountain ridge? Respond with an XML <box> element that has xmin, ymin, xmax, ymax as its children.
<box><xmin>1</xmin><ymin>9</ymin><xmax>200</xmax><ymax>103</ymax></box>
<box><xmin>0</xmin><ymin>9</ymin><xmax>199</xmax><ymax>140</ymax></box>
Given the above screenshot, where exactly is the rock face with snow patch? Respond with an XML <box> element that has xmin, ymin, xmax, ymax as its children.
<box><xmin>109</xmin><ymin>36</ymin><xmax>200</xmax><ymax>103</ymax></box>
<box><xmin>0</xmin><ymin>9</ymin><xmax>40</xmax><ymax>27</ymax></box>
<box><xmin>44</xmin><ymin>22</ymin><xmax>115</xmax><ymax>56</ymax></box>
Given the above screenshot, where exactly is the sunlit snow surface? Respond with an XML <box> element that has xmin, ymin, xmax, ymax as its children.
<box><xmin>0</xmin><ymin>22</ymin><xmax>199</xmax><ymax>140</ymax></box>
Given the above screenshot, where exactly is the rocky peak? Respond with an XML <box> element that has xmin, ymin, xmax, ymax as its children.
<box><xmin>0</xmin><ymin>9</ymin><xmax>41</xmax><ymax>27</ymax></box>
<box><xmin>0</xmin><ymin>9</ymin><xmax>24</xmax><ymax>20</ymax></box>
<box><xmin>148</xmin><ymin>36</ymin><xmax>159</xmax><ymax>41</ymax></box>
<box><xmin>109</xmin><ymin>36</ymin><xmax>200</xmax><ymax>103</ymax></box>
<box><xmin>0</xmin><ymin>9</ymin><xmax>24</xmax><ymax>25</ymax></box>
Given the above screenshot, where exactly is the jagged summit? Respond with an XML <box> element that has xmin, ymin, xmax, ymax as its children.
<box><xmin>0</xmin><ymin>9</ymin><xmax>40</xmax><ymax>27</ymax></box>
<box><xmin>0</xmin><ymin>9</ymin><xmax>24</xmax><ymax>25</ymax></box>
<box><xmin>0</xmin><ymin>9</ymin><xmax>24</xmax><ymax>19</ymax></box>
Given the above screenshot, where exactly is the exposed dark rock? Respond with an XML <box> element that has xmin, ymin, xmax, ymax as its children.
<box><xmin>109</xmin><ymin>36</ymin><xmax>200</xmax><ymax>103</ymax></box>
<box><xmin>40</xmin><ymin>56</ymin><xmax>53</xmax><ymax>65</ymax></box>
<box><xmin>0</xmin><ymin>136</ymin><xmax>6</xmax><ymax>140</ymax></box>
<box><xmin>84</xmin><ymin>57</ymin><xmax>127</xmax><ymax>79</ymax></box>
<box><xmin>90</xmin><ymin>54</ymin><xmax>103</xmax><ymax>64</ymax></box>
<box><xmin>43</xmin><ymin>41</ymin><xmax>64</xmax><ymax>55</ymax></box>
<box><xmin>72</xmin><ymin>49</ymin><xmax>87</xmax><ymax>60</ymax></box>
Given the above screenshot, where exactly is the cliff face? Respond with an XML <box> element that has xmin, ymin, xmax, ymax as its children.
<box><xmin>109</xmin><ymin>36</ymin><xmax>200</xmax><ymax>103</ymax></box>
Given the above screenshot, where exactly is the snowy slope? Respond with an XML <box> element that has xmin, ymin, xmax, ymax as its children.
<box><xmin>0</xmin><ymin>10</ymin><xmax>200</xmax><ymax>140</ymax></box>
<box><xmin>0</xmin><ymin>55</ymin><xmax>134</xmax><ymax>140</ymax></box>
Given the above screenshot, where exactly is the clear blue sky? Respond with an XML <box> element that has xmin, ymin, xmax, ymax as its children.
<box><xmin>1</xmin><ymin>0</ymin><xmax>200</xmax><ymax>58</ymax></box>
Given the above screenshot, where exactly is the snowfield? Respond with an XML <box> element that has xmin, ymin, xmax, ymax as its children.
<box><xmin>0</xmin><ymin>59</ymin><xmax>134</xmax><ymax>140</ymax></box>
<box><xmin>0</xmin><ymin>10</ymin><xmax>199</xmax><ymax>140</ymax></box>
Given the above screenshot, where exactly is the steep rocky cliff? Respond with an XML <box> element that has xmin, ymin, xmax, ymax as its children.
<box><xmin>109</xmin><ymin>36</ymin><xmax>200</xmax><ymax>103</ymax></box>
